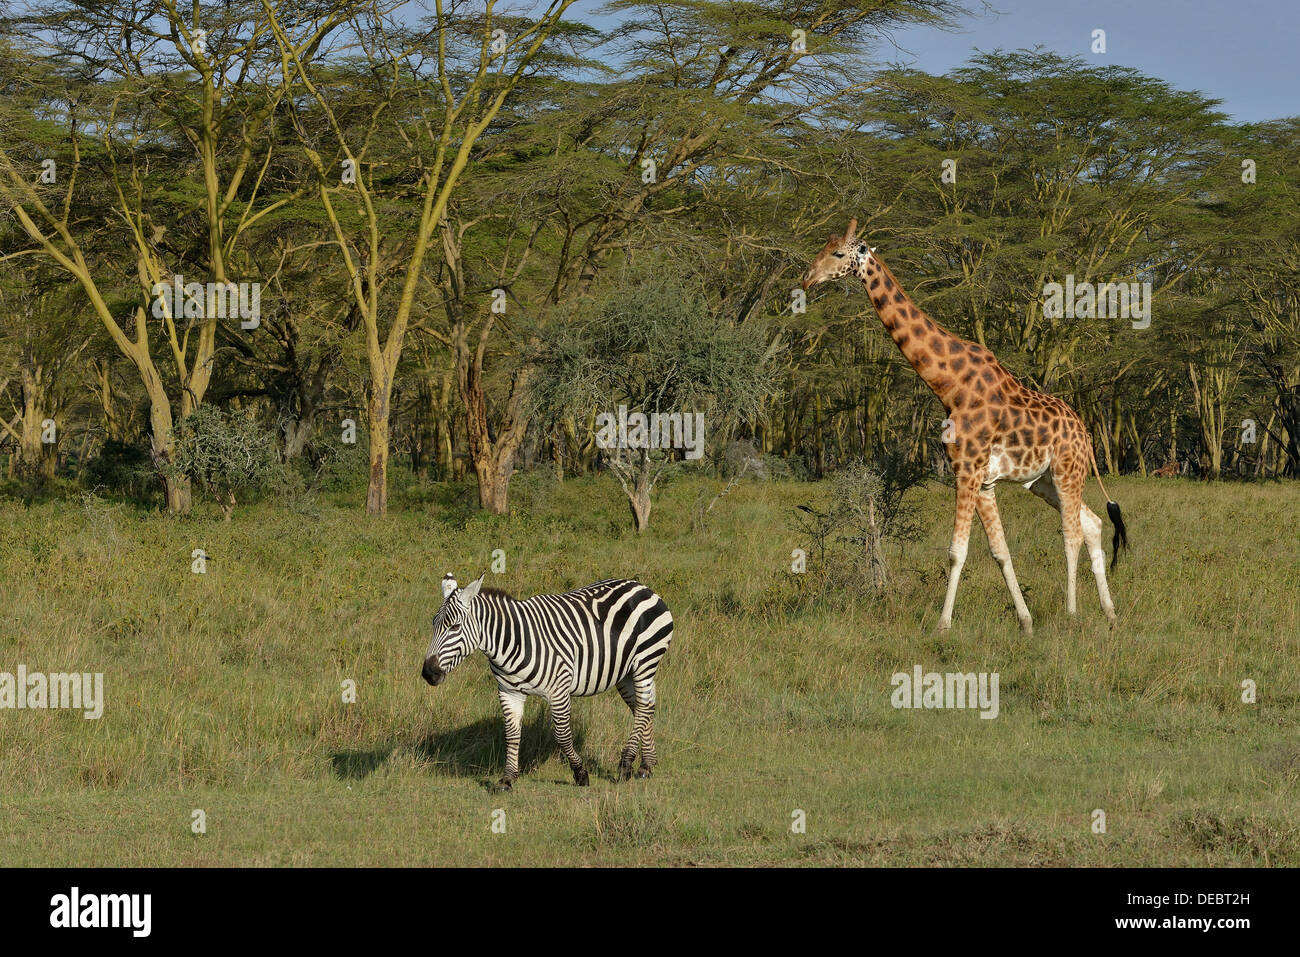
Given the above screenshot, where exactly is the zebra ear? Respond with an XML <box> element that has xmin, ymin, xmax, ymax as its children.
<box><xmin>459</xmin><ymin>574</ymin><xmax>486</xmax><ymax>604</ymax></box>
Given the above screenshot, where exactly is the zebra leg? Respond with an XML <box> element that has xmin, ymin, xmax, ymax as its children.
<box><xmin>496</xmin><ymin>688</ymin><xmax>526</xmax><ymax>792</ymax></box>
<box><xmin>548</xmin><ymin>691</ymin><xmax>588</xmax><ymax>786</ymax></box>
<box><xmin>634</xmin><ymin>677</ymin><xmax>657</xmax><ymax>778</ymax></box>
<box><xmin>616</xmin><ymin>677</ymin><xmax>640</xmax><ymax>780</ymax></box>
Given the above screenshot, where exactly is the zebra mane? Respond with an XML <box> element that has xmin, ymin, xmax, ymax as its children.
<box><xmin>477</xmin><ymin>586</ymin><xmax>515</xmax><ymax>600</ymax></box>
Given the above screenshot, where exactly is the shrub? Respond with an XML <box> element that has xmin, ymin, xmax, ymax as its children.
<box><xmin>790</xmin><ymin>454</ymin><xmax>928</xmax><ymax>595</ymax></box>
<box><xmin>169</xmin><ymin>406</ymin><xmax>279</xmax><ymax>520</ymax></box>
<box><xmin>81</xmin><ymin>440</ymin><xmax>156</xmax><ymax>501</ymax></box>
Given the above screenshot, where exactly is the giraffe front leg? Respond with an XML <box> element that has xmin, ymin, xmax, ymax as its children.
<box><xmin>976</xmin><ymin>488</ymin><xmax>1033</xmax><ymax>634</ymax></box>
<box><xmin>495</xmin><ymin>688</ymin><xmax>526</xmax><ymax>792</ymax></box>
<box><xmin>548</xmin><ymin>691</ymin><xmax>588</xmax><ymax>786</ymax></box>
<box><xmin>938</xmin><ymin>471</ymin><xmax>981</xmax><ymax>631</ymax></box>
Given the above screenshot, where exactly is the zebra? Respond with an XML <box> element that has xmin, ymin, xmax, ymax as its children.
<box><xmin>421</xmin><ymin>573</ymin><xmax>674</xmax><ymax>791</ymax></box>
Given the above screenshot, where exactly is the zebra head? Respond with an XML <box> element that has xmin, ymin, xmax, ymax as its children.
<box><xmin>422</xmin><ymin>573</ymin><xmax>486</xmax><ymax>686</ymax></box>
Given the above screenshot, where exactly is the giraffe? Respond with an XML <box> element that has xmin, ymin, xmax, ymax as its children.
<box><xmin>801</xmin><ymin>219</ymin><xmax>1127</xmax><ymax>633</ymax></box>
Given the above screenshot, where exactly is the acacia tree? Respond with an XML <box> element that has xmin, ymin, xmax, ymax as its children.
<box><xmin>408</xmin><ymin>0</ymin><xmax>964</xmax><ymax>509</ymax></box>
<box><xmin>0</xmin><ymin>273</ymin><xmax>91</xmax><ymax>480</ymax></box>
<box><xmin>533</xmin><ymin>266</ymin><xmax>776</xmax><ymax>531</ymax></box>
<box><xmin>0</xmin><ymin>0</ymin><xmax>345</xmax><ymax>510</ymax></box>
<box><xmin>264</xmin><ymin>0</ymin><xmax>578</xmax><ymax>515</ymax></box>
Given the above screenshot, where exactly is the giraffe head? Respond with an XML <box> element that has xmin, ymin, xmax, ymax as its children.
<box><xmin>801</xmin><ymin>218</ymin><xmax>877</xmax><ymax>290</ymax></box>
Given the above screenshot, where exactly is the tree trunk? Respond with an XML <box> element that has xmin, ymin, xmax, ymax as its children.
<box><xmin>628</xmin><ymin>451</ymin><xmax>652</xmax><ymax>533</ymax></box>
<box><xmin>11</xmin><ymin>362</ymin><xmax>57</xmax><ymax>481</ymax></box>
<box><xmin>457</xmin><ymin>323</ymin><xmax>532</xmax><ymax>515</ymax></box>
<box><xmin>366</xmin><ymin>363</ymin><xmax>393</xmax><ymax>516</ymax></box>
<box><xmin>283</xmin><ymin>416</ymin><xmax>315</xmax><ymax>461</ymax></box>
<box><xmin>148</xmin><ymin>407</ymin><xmax>190</xmax><ymax>514</ymax></box>
<box><xmin>478</xmin><ymin>459</ymin><xmax>514</xmax><ymax>514</ymax></box>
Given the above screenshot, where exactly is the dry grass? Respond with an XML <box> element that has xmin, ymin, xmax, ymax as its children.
<box><xmin>0</xmin><ymin>472</ymin><xmax>1296</xmax><ymax>865</ymax></box>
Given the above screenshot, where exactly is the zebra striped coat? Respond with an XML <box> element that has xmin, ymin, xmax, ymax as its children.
<box><xmin>422</xmin><ymin>574</ymin><xmax>674</xmax><ymax>790</ymax></box>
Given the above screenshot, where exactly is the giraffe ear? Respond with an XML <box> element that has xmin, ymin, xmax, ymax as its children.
<box><xmin>844</xmin><ymin>218</ymin><xmax>858</xmax><ymax>243</ymax></box>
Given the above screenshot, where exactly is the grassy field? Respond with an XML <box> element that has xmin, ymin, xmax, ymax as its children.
<box><xmin>1</xmin><ymin>471</ymin><xmax>1297</xmax><ymax>866</ymax></box>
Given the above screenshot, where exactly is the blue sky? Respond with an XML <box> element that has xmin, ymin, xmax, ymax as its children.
<box><xmin>572</xmin><ymin>0</ymin><xmax>1296</xmax><ymax>124</ymax></box>
<box><xmin>874</xmin><ymin>0</ymin><xmax>1297</xmax><ymax>123</ymax></box>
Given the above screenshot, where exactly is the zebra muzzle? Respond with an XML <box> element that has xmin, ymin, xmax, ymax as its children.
<box><xmin>422</xmin><ymin>659</ymin><xmax>446</xmax><ymax>686</ymax></box>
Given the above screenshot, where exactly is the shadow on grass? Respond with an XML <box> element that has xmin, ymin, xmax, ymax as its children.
<box><xmin>330</xmin><ymin>711</ymin><xmax>599</xmax><ymax>790</ymax></box>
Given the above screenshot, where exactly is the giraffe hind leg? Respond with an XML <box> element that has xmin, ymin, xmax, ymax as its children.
<box><xmin>1081</xmin><ymin>503</ymin><xmax>1118</xmax><ymax>625</ymax></box>
<box><xmin>1054</xmin><ymin>467</ymin><xmax>1086</xmax><ymax>616</ymax></box>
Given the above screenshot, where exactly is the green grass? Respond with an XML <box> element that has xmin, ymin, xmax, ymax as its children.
<box><xmin>1</xmin><ymin>472</ymin><xmax>1297</xmax><ymax>866</ymax></box>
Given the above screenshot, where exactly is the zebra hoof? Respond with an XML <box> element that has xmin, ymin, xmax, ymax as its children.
<box><xmin>635</xmin><ymin>767</ymin><xmax>652</xmax><ymax>779</ymax></box>
<box><xmin>493</xmin><ymin>778</ymin><xmax>514</xmax><ymax>793</ymax></box>
<box><xmin>618</xmin><ymin>763</ymin><xmax>634</xmax><ymax>782</ymax></box>
<box><xmin>573</xmin><ymin>768</ymin><xmax>589</xmax><ymax>787</ymax></box>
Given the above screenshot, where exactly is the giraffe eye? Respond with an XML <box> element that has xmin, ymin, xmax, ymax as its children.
<box><xmin>832</xmin><ymin>252</ymin><xmax>844</xmax><ymax>258</ymax></box>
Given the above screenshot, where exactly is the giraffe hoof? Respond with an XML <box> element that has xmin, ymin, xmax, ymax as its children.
<box><xmin>1019</xmin><ymin>616</ymin><xmax>1033</xmax><ymax>635</ymax></box>
<box><xmin>573</xmin><ymin>768</ymin><xmax>589</xmax><ymax>787</ymax></box>
<box><xmin>635</xmin><ymin>767</ymin><xmax>652</xmax><ymax>779</ymax></box>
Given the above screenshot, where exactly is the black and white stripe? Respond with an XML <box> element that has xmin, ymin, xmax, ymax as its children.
<box><xmin>422</xmin><ymin>574</ymin><xmax>673</xmax><ymax>790</ymax></box>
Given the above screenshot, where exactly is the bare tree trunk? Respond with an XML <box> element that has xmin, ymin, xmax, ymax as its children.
<box><xmin>145</xmin><ymin>391</ymin><xmax>189</xmax><ymax>514</ymax></box>
<box><xmin>629</xmin><ymin>451</ymin><xmax>652</xmax><ymax>533</ymax></box>
<box><xmin>457</xmin><ymin>323</ymin><xmax>532</xmax><ymax>514</ymax></box>
<box><xmin>366</xmin><ymin>361</ymin><xmax>393</xmax><ymax>516</ymax></box>
<box><xmin>12</xmin><ymin>362</ymin><xmax>56</xmax><ymax>481</ymax></box>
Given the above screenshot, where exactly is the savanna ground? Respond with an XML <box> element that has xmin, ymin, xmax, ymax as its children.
<box><xmin>0</xmin><ymin>471</ymin><xmax>1297</xmax><ymax>866</ymax></box>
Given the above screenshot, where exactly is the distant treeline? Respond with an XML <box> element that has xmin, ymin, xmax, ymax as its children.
<box><xmin>1</xmin><ymin>1</ymin><xmax>1296</xmax><ymax>517</ymax></box>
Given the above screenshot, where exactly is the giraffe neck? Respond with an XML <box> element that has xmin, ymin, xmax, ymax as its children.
<box><xmin>859</xmin><ymin>259</ymin><xmax>965</xmax><ymax>403</ymax></box>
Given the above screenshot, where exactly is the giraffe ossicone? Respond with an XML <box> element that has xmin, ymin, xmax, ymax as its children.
<box><xmin>802</xmin><ymin>219</ymin><xmax>1128</xmax><ymax>633</ymax></box>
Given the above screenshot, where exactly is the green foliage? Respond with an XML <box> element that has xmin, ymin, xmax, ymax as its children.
<box><xmin>533</xmin><ymin>263</ymin><xmax>777</xmax><ymax>428</ymax></box>
<box><xmin>791</xmin><ymin>455</ymin><xmax>927</xmax><ymax>594</ymax></box>
<box><xmin>169</xmin><ymin>406</ymin><xmax>280</xmax><ymax>519</ymax></box>
<box><xmin>81</xmin><ymin>440</ymin><xmax>156</xmax><ymax>502</ymax></box>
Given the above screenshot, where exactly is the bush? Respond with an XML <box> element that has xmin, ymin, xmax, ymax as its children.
<box><xmin>790</xmin><ymin>455</ymin><xmax>928</xmax><ymax>595</ymax></box>
<box><xmin>169</xmin><ymin>406</ymin><xmax>279</xmax><ymax>520</ymax></box>
<box><xmin>81</xmin><ymin>440</ymin><xmax>156</xmax><ymax>501</ymax></box>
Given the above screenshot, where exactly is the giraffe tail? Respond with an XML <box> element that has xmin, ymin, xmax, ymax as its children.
<box><xmin>1089</xmin><ymin>445</ymin><xmax>1128</xmax><ymax>569</ymax></box>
